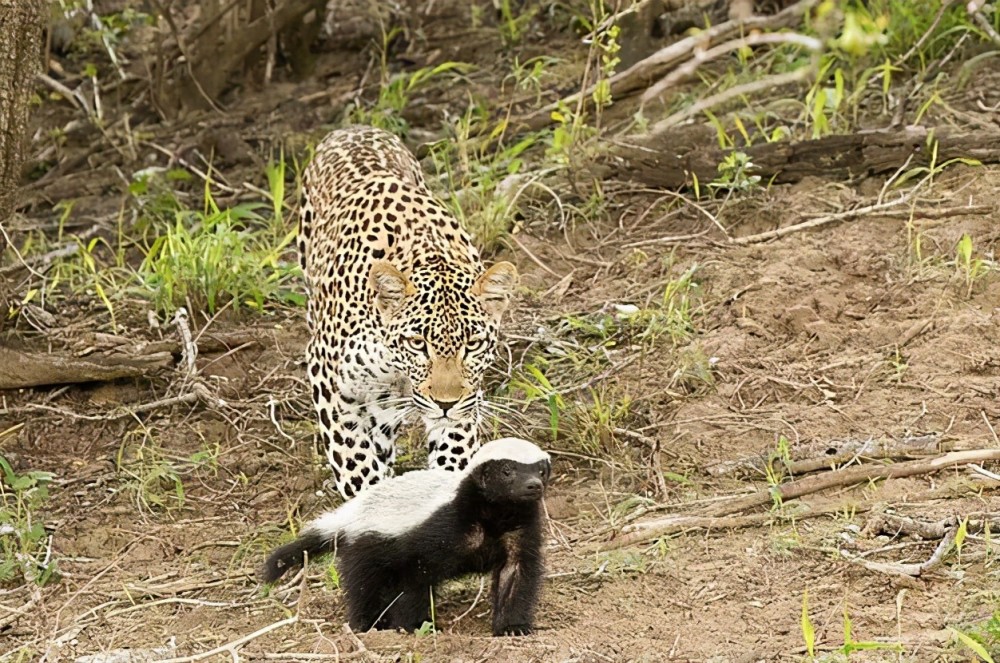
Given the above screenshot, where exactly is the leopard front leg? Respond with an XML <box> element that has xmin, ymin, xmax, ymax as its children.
<box><xmin>308</xmin><ymin>356</ymin><xmax>404</xmax><ymax>500</ymax></box>
<box><xmin>320</xmin><ymin>396</ymin><xmax>408</xmax><ymax>499</ymax></box>
<box><xmin>423</xmin><ymin>411</ymin><xmax>481</xmax><ymax>471</ymax></box>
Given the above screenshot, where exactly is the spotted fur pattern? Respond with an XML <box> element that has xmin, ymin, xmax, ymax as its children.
<box><xmin>298</xmin><ymin>126</ymin><xmax>518</xmax><ymax>499</ymax></box>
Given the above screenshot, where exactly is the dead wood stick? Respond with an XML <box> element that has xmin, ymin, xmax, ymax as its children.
<box><xmin>643</xmin><ymin>31</ymin><xmax>822</xmax><ymax>103</ymax></box>
<box><xmin>863</xmin><ymin>511</ymin><xmax>1000</xmax><ymax>540</ymax></box>
<box><xmin>153</xmin><ymin>615</ymin><xmax>298</xmax><ymax>663</ymax></box>
<box><xmin>706</xmin><ymin>433</ymin><xmax>945</xmax><ymax>478</ymax></box>
<box><xmin>731</xmin><ymin>186</ymin><xmax>923</xmax><ymax>245</ymax></box>
<box><xmin>0</xmin><ymin>347</ymin><xmax>173</xmax><ymax>390</ymax></box>
<box><xmin>513</xmin><ymin>0</ymin><xmax>819</xmax><ymax>133</ymax></box>
<box><xmin>186</xmin><ymin>0</ymin><xmax>318</xmax><ymax>102</ymax></box>
<box><xmin>869</xmin><ymin>204</ymin><xmax>992</xmax><ymax>219</ymax></box>
<box><xmin>648</xmin><ymin>66</ymin><xmax>815</xmax><ymax>136</ymax></box>
<box><xmin>840</xmin><ymin>527</ymin><xmax>956</xmax><ymax>586</ymax></box>
<box><xmin>604</xmin><ymin>125</ymin><xmax>1000</xmax><ymax>190</ymax></box>
<box><xmin>598</xmin><ymin>476</ymin><xmax>999</xmax><ymax>551</ymax></box>
<box><xmin>0</xmin><ymin>331</ymin><xmax>260</xmax><ymax>391</ymax></box>
<box><xmin>704</xmin><ymin>449</ymin><xmax>1000</xmax><ymax>518</ymax></box>
<box><xmin>9</xmin><ymin>384</ymin><xmax>224</xmax><ymax>420</ymax></box>
<box><xmin>601</xmin><ymin>492</ymin><xmax>899</xmax><ymax>551</ymax></box>
<box><xmin>97</xmin><ymin>330</ymin><xmax>260</xmax><ymax>357</ymax></box>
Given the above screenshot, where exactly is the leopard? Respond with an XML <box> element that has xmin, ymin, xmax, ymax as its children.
<box><xmin>297</xmin><ymin>125</ymin><xmax>518</xmax><ymax>500</ymax></box>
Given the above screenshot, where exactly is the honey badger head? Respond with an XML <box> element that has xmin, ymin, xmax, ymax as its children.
<box><xmin>465</xmin><ymin>437</ymin><xmax>552</xmax><ymax>503</ymax></box>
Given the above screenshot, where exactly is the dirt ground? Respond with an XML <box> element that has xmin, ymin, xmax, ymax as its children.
<box><xmin>2</xmin><ymin>3</ymin><xmax>1000</xmax><ymax>662</ymax></box>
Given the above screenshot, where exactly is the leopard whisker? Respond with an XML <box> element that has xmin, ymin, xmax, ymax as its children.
<box><xmin>480</xmin><ymin>401</ymin><xmax>533</xmax><ymax>425</ymax></box>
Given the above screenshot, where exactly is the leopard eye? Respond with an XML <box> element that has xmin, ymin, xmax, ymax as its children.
<box><xmin>466</xmin><ymin>337</ymin><xmax>489</xmax><ymax>354</ymax></box>
<box><xmin>403</xmin><ymin>336</ymin><xmax>427</xmax><ymax>354</ymax></box>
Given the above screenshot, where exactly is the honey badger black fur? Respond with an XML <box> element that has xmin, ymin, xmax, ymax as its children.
<box><xmin>261</xmin><ymin>437</ymin><xmax>551</xmax><ymax>636</ymax></box>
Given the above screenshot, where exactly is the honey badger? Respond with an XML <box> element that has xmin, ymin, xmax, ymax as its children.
<box><xmin>262</xmin><ymin>437</ymin><xmax>551</xmax><ymax>636</ymax></box>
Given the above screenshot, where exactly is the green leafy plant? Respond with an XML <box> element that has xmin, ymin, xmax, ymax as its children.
<box><xmin>115</xmin><ymin>433</ymin><xmax>187</xmax><ymax>514</ymax></box>
<box><xmin>709</xmin><ymin>151</ymin><xmax>762</xmax><ymax>193</ymax></box>
<box><xmin>0</xmin><ymin>455</ymin><xmax>57</xmax><ymax>586</ymax></box>
<box><xmin>839</xmin><ymin>603</ymin><xmax>903</xmax><ymax>655</ymax></box>
<box><xmin>956</xmin><ymin>233</ymin><xmax>990</xmax><ymax>297</ymax></box>
<box><xmin>765</xmin><ymin>435</ymin><xmax>793</xmax><ymax>509</ymax></box>
<box><xmin>135</xmin><ymin>172</ymin><xmax>301</xmax><ymax>317</ymax></box>
<box><xmin>325</xmin><ymin>561</ymin><xmax>341</xmax><ymax>590</ymax></box>
<box><xmin>497</xmin><ymin>0</ymin><xmax>537</xmax><ymax>47</ymax></box>
<box><xmin>415</xmin><ymin>588</ymin><xmax>437</xmax><ymax>636</ymax></box>
<box><xmin>951</xmin><ymin>627</ymin><xmax>996</xmax><ymax>663</ymax></box>
<box><xmin>802</xmin><ymin>589</ymin><xmax>816</xmax><ymax>658</ymax></box>
<box><xmin>948</xmin><ymin>611</ymin><xmax>1000</xmax><ymax>662</ymax></box>
<box><xmin>511</xmin><ymin>363</ymin><xmax>565</xmax><ymax>441</ymax></box>
<box><xmin>427</xmin><ymin>109</ymin><xmax>546</xmax><ymax>252</ymax></box>
<box><xmin>348</xmin><ymin>58</ymin><xmax>472</xmax><ymax>137</ymax></box>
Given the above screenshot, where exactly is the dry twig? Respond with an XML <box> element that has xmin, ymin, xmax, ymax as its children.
<box><xmin>840</xmin><ymin>527</ymin><xmax>957</xmax><ymax>587</ymax></box>
<box><xmin>642</xmin><ymin>32</ymin><xmax>822</xmax><ymax>102</ymax></box>
<box><xmin>153</xmin><ymin>616</ymin><xmax>298</xmax><ymax>662</ymax></box>
<box><xmin>604</xmin><ymin>450</ymin><xmax>1000</xmax><ymax>549</ymax></box>
<box><xmin>731</xmin><ymin>176</ymin><xmax>931</xmax><ymax>245</ymax></box>
<box><xmin>514</xmin><ymin>0</ymin><xmax>820</xmax><ymax>132</ymax></box>
<box><xmin>706</xmin><ymin>433</ymin><xmax>945</xmax><ymax>477</ymax></box>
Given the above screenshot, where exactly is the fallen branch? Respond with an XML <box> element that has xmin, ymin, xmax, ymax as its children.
<box><xmin>840</xmin><ymin>527</ymin><xmax>956</xmax><ymax>586</ymax></box>
<box><xmin>731</xmin><ymin>187</ymin><xmax>928</xmax><ymax>244</ymax></box>
<box><xmin>8</xmin><ymin>383</ymin><xmax>225</xmax><ymax>420</ymax></box>
<box><xmin>596</xmin><ymin>504</ymin><xmax>829</xmax><ymax>551</ymax></box>
<box><xmin>642</xmin><ymin>31</ymin><xmax>822</xmax><ymax>104</ymax></box>
<box><xmin>602</xmin><ymin>451</ymin><xmax>1000</xmax><ymax>549</ymax></box>
<box><xmin>0</xmin><ymin>331</ymin><xmax>258</xmax><ymax>391</ymax></box>
<box><xmin>648</xmin><ymin>66</ymin><xmax>815</xmax><ymax>137</ymax></box>
<box><xmin>0</xmin><ymin>586</ymin><xmax>41</xmax><ymax>630</ymax></box>
<box><xmin>175</xmin><ymin>0</ymin><xmax>322</xmax><ymax>111</ymax></box>
<box><xmin>0</xmin><ymin>346</ymin><xmax>173</xmax><ymax>390</ymax></box>
<box><xmin>705</xmin><ymin>449</ymin><xmax>1000</xmax><ymax>518</ymax></box>
<box><xmin>154</xmin><ymin>615</ymin><xmax>297</xmax><ymax>663</ymax></box>
<box><xmin>513</xmin><ymin>0</ymin><xmax>819</xmax><ymax>133</ymax></box>
<box><xmin>863</xmin><ymin>511</ymin><xmax>1000</xmax><ymax>540</ymax></box>
<box><xmin>604</xmin><ymin>125</ymin><xmax>1000</xmax><ymax>191</ymax></box>
<box><xmin>706</xmin><ymin>433</ymin><xmax>945</xmax><ymax>477</ymax></box>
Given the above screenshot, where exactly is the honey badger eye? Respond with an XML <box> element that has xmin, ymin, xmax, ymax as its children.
<box><xmin>403</xmin><ymin>336</ymin><xmax>427</xmax><ymax>353</ymax></box>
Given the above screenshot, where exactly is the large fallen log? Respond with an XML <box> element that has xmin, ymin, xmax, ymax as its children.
<box><xmin>600</xmin><ymin>125</ymin><xmax>1000</xmax><ymax>189</ymax></box>
<box><xmin>0</xmin><ymin>331</ymin><xmax>258</xmax><ymax>390</ymax></box>
<box><xmin>0</xmin><ymin>346</ymin><xmax>173</xmax><ymax>390</ymax></box>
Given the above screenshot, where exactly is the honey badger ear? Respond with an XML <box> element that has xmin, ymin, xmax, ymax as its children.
<box><xmin>369</xmin><ymin>260</ymin><xmax>416</xmax><ymax>317</ymax></box>
<box><xmin>471</xmin><ymin>262</ymin><xmax>518</xmax><ymax>320</ymax></box>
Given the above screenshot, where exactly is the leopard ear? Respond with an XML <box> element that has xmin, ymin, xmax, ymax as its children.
<box><xmin>472</xmin><ymin>261</ymin><xmax>518</xmax><ymax>320</ymax></box>
<box><xmin>369</xmin><ymin>260</ymin><xmax>415</xmax><ymax>317</ymax></box>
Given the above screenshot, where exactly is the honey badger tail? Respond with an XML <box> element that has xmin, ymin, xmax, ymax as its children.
<box><xmin>261</xmin><ymin>530</ymin><xmax>330</xmax><ymax>584</ymax></box>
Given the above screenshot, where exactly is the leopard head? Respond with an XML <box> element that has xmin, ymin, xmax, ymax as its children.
<box><xmin>369</xmin><ymin>258</ymin><xmax>517</xmax><ymax>420</ymax></box>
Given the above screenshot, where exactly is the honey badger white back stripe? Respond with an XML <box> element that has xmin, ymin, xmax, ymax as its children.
<box><xmin>302</xmin><ymin>438</ymin><xmax>546</xmax><ymax>543</ymax></box>
<box><xmin>467</xmin><ymin>437</ymin><xmax>551</xmax><ymax>469</ymax></box>
<box><xmin>306</xmin><ymin>468</ymin><xmax>461</xmax><ymax>542</ymax></box>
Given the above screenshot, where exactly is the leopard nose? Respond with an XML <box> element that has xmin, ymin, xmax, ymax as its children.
<box><xmin>433</xmin><ymin>399</ymin><xmax>459</xmax><ymax>414</ymax></box>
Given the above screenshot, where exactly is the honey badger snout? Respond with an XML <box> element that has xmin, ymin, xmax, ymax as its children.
<box><xmin>522</xmin><ymin>476</ymin><xmax>543</xmax><ymax>497</ymax></box>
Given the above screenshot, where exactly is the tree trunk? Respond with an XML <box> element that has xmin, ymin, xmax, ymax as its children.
<box><xmin>0</xmin><ymin>0</ymin><xmax>45</xmax><ymax>333</ymax></box>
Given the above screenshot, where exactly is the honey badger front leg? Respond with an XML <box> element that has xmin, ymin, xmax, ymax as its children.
<box><xmin>490</xmin><ymin>522</ymin><xmax>544</xmax><ymax>636</ymax></box>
